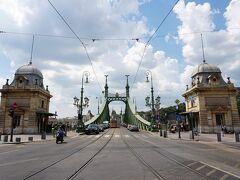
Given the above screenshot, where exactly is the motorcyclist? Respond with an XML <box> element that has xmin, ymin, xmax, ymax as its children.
<box><xmin>56</xmin><ymin>128</ymin><xmax>65</xmax><ymax>143</ymax></box>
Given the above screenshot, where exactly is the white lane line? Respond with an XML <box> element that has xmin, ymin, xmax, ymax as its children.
<box><xmin>187</xmin><ymin>161</ymin><xmax>198</xmax><ymax>167</ymax></box>
<box><xmin>219</xmin><ymin>174</ymin><xmax>229</xmax><ymax>180</ymax></box>
<box><xmin>206</xmin><ymin>169</ymin><xmax>216</xmax><ymax>176</ymax></box>
<box><xmin>104</xmin><ymin>135</ymin><xmax>110</xmax><ymax>138</ymax></box>
<box><xmin>124</xmin><ymin>135</ymin><xmax>130</xmax><ymax>138</ymax></box>
<box><xmin>0</xmin><ymin>158</ymin><xmax>38</xmax><ymax>167</ymax></box>
<box><xmin>114</xmin><ymin>135</ymin><xmax>120</xmax><ymax>138</ymax></box>
<box><xmin>0</xmin><ymin>149</ymin><xmax>19</xmax><ymax>155</ymax></box>
<box><xmin>196</xmin><ymin>164</ymin><xmax>206</xmax><ymax>171</ymax></box>
<box><xmin>200</xmin><ymin>161</ymin><xmax>240</xmax><ymax>179</ymax></box>
<box><xmin>95</xmin><ymin>135</ymin><xmax>101</xmax><ymax>138</ymax></box>
<box><xmin>71</xmin><ymin>135</ymin><xmax>79</xmax><ymax>138</ymax></box>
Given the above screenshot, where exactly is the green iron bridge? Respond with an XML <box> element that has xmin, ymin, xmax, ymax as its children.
<box><xmin>84</xmin><ymin>75</ymin><xmax>151</xmax><ymax>130</ymax></box>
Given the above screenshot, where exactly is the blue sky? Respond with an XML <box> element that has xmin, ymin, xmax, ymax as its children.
<box><xmin>0</xmin><ymin>0</ymin><xmax>240</xmax><ymax>118</ymax></box>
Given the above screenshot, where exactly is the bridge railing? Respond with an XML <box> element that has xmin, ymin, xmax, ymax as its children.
<box><xmin>126</xmin><ymin>98</ymin><xmax>151</xmax><ymax>129</ymax></box>
<box><xmin>84</xmin><ymin>100</ymin><xmax>107</xmax><ymax>126</ymax></box>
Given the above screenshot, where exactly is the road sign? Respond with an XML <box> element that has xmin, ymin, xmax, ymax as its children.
<box><xmin>176</xmin><ymin>114</ymin><xmax>181</xmax><ymax>122</ymax></box>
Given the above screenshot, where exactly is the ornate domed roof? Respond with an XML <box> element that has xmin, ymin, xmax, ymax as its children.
<box><xmin>15</xmin><ymin>62</ymin><xmax>43</xmax><ymax>78</ymax></box>
<box><xmin>191</xmin><ymin>61</ymin><xmax>221</xmax><ymax>77</ymax></box>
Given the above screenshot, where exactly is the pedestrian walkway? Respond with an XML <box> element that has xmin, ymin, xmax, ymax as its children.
<box><xmin>0</xmin><ymin>131</ymin><xmax>79</xmax><ymax>145</ymax></box>
<box><xmin>166</xmin><ymin>131</ymin><xmax>236</xmax><ymax>143</ymax></box>
<box><xmin>151</xmin><ymin>130</ymin><xmax>240</xmax><ymax>144</ymax></box>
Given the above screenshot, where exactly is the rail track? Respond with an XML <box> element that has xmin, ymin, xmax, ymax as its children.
<box><xmin>121</xmin><ymin>129</ymin><xmax>210</xmax><ymax>180</ymax></box>
<box><xmin>23</xmin><ymin>129</ymin><xmax>113</xmax><ymax>180</ymax></box>
<box><xmin>120</xmin><ymin>130</ymin><xmax>166</xmax><ymax>180</ymax></box>
<box><xmin>67</xmin><ymin>129</ymin><xmax>115</xmax><ymax>180</ymax></box>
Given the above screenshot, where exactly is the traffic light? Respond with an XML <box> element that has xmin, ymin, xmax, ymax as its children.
<box><xmin>8</xmin><ymin>108</ymin><xmax>14</xmax><ymax>117</ymax></box>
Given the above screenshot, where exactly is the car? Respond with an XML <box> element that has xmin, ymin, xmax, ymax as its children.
<box><xmin>129</xmin><ymin>125</ymin><xmax>139</xmax><ymax>132</ymax></box>
<box><xmin>98</xmin><ymin>124</ymin><xmax>105</xmax><ymax>132</ymax></box>
<box><xmin>85</xmin><ymin>124</ymin><xmax>99</xmax><ymax>135</ymax></box>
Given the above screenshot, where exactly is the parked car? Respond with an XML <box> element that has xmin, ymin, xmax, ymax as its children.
<box><xmin>85</xmin><ymin>124</ymin><xmax>99</xmax><ymax>135</ymax></box>
<box><xmin>129</xmin><ymin>125</ymin><xmax>139</xmax><ymax>132</ymax></box>
<box><xmin>98</xmin><ymin>124</ymin><xmax>105</xmax><ymax>132</ymax></box>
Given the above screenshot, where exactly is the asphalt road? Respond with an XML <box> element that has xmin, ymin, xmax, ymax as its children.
<box><xmin>0</xmin><ymin>128</ymin><xmax>239</xmax><ymax>180</ymax></box>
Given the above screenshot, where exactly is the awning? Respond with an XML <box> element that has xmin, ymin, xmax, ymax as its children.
<box><xmin>36</xmin><ymin>111</ymin><xmax>57</xmax><ymax>117</ymax></box>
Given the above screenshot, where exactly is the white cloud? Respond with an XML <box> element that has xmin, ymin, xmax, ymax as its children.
<box><xmin>174</xmin><ymin>0</ymin><xmax>240</xmax><ymax>87</ymax></box>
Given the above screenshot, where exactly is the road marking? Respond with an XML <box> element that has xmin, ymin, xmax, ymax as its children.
<box><xmin>0</xmin><ymin>158</ymin><xmax>38</xmax><ymax>167</ymax></box>
<box><xmin>206</xmin><ymin>169</ymin><xmax>216</xmax><ymax>176</ymax></box>
<box><xmin>234</xmin><ymin>162</ymin><xmax>240</xmax><ymax>168</ymax></box>
<box><xmin>104</xmin><ymin>135</ymin><xmax>110</xmax><ymax>138</ymax></box>
<box><xmin>196</xmin><ymin>164</ymin><xmax>206</xmax><ymax>171</ymax></box>
<box><xmin>95</xmin><ymin>135</ymin><xmax>101</xmax><ymax>138</ymax></box>
<box><xmin>140</xmin><ymin>135</ymin><xmax>147</xmax><ymax>138</ymax></box>
<box><xmin>200</xmin><ymin>161</ymin><xmax>240</xmax><ymax>179</ymax></box>
<box><xmin>114</xmin><ymin>135</ymin><xmax>120</xmax><ymax>138</ymax></box>
<box><xmin>71</xmin><ymin>135</ymin><xmax>79</xmax><ymax>138</ymax></box>
<box><xmin>219</xmin><ymin>174</ymin><xmax>229</xmax><ymax>180</ymax></box>
<box><xmin>0</xmin><ymin>149</ymin><xmax>19</xmax><ymax>155</ymax></box>
<box><xmin>187</xmin><ymin>161</ymin><xmax>198</xmax><ymax>167</ymax></box>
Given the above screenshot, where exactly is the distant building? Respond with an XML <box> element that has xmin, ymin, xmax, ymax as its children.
<box><xmin>182</xmin><ymin>60</ymin><xmax>240</xmax><ymax>133</ymax></box>
<box><xmin>0</xmin><ymin>62</ymin><xmax>54</xmax><ymax>134</ymax></box>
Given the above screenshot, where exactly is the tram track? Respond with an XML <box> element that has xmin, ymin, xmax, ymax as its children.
<box><xmin>67</xmin><ymin>128</ymin><xmax>115</xmax><ymax>180</ymax></box>
<box><xmin>120</xmin><ymin>130</ymin><xmax>166</xmax><ymax>180</ymax></box>
<box><xmin>127</xmin><ymin>130</ymin><xmax>211</xmax><ymax>180</ymax></box>
<box><xmin>23</xmin><ymin>129</ymin><xmax>112</xmax><ymax>180</ymax></box>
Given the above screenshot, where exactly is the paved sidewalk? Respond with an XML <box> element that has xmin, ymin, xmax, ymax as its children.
<box><xmin>0</xmin><ymin>131</ymin><xmax>79</xmax><ymax>145</ymax></box>
<box><xmin>152</xmin><ymin>130</ymin><xmax>239</xmax><ymax>143</ymax></box>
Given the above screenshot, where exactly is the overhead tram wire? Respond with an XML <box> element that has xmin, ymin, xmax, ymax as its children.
<box><xmin>47</xmin><ymin>0</ymin><xmax>104</xmax><ymax>92</ymax></box>
<box><xmin>0</xmin><ymin>30</ymin><xmax>144</xmax><ymax>42</ymax></box>
<box><xmin>132</xmin><ymin>0</ymin><xmax>180</xmax><ymax>86</ymax></box>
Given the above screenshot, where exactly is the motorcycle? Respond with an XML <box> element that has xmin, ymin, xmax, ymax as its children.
<box><xmin>56</xmin><ymin>130</ymin><xmax>64</xmax><ymax>144</ymax></box>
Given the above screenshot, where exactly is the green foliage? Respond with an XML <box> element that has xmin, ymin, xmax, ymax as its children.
<box><xmin>159</xmin><ymin>102</ymin><xmax>186</xmax><ymax>120</ymax></box>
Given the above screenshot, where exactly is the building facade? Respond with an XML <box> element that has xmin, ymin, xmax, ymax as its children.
<box><xmin>0</xmin><ymin>62</ymin><xmax>53</xmax><ymax>134</ymax></box>
<box><xmin>182</xmin><ymin>60</ymin><xmax>240</xmax><ymax>133</ymax></box>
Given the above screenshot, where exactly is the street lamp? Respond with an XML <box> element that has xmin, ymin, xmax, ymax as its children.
<box><xmin>145</xmin><ymin>70</ymin><xmax>160</xmax><ymax>131</ymax></box>
<box><xmin>73</xmin><ymin>71</ymin><xmax>90</xmax><ymax>133</ymax></box>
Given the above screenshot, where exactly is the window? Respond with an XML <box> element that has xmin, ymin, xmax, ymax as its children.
<box><xmin>41</xmin><ymin>100</ymin><xmax>44</xmax><ymax>108</ymax></box>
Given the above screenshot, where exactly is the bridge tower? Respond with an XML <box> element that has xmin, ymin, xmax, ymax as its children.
<box><xmin>125</xmin><ymin>75</ymin><xmax>130</xmax><ymax>98</ymax></box>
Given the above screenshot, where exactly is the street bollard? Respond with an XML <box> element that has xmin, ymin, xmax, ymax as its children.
<box><xmin>41</xmin><ymin>132</ymin><xmax>46</xmax><ymax>140</ymax></box>
<box><xmin>163</xmin><ymin>130</ymin><xmax>167</xmax><ymax>138</ymax></box>
<box><xmin>235</xmin><ymin>132</ymin><xmax>239</xmax><ymax>142</ymax></box>
<box><xmin>15</xmin><ymin>137</ymin><xmax>21</xmax><ymax>143</ymax></box>
<box><xmin>217</xmin><ymin>133</ymin><xmax>221</xmax><ymax>142</ymax></box>
<box><xmin>3</xmin><ymin>135</ymin><xmax>8</xmax><ymax>142</ymax></box>
<box><xmin>159</xmin><ymin>130</ymin><xmax>162</xmax><ymax>137</ymax></box>
<box><xmin>28</xmin><ymin>137</ymin><xmax>33</xmax><ymax>141</ymax></box>
<box><xmin>189</xmin><ymin>131</ymin><xmax>194</xmax><ymax>140</ymax></box>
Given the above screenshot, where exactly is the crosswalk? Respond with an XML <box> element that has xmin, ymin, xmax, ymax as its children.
<box><xmin>84</xmin><ymin>134</ymin><xmax>138</xmax><ymax>139</ymax></box>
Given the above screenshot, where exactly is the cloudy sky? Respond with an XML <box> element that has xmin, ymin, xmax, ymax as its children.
<box><xmin>0</xmin><ymin>0</ymin><xmax>240</xmax><ymax>118</ymax></box>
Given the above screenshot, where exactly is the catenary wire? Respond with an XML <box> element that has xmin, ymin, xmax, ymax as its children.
<box><xmin>132</xmin><ymin>0</ymin><xmax>180</xmax><ymax>87</ymax></box>
<box><xmin>47</xmin><ymin>0</ymin><xmax>103</xmax><ymax>92</ymax></box>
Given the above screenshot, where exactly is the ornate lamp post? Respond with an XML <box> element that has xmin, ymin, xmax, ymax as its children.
<box><xmin>145</xmin><ymin>70</ymin><xmax>160</xmax><ymax>131</ymax></box>
<box><xmin>73</xmin><ymin>71</ymin><xmax>90</xmax><ymax>133</ymax></box>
